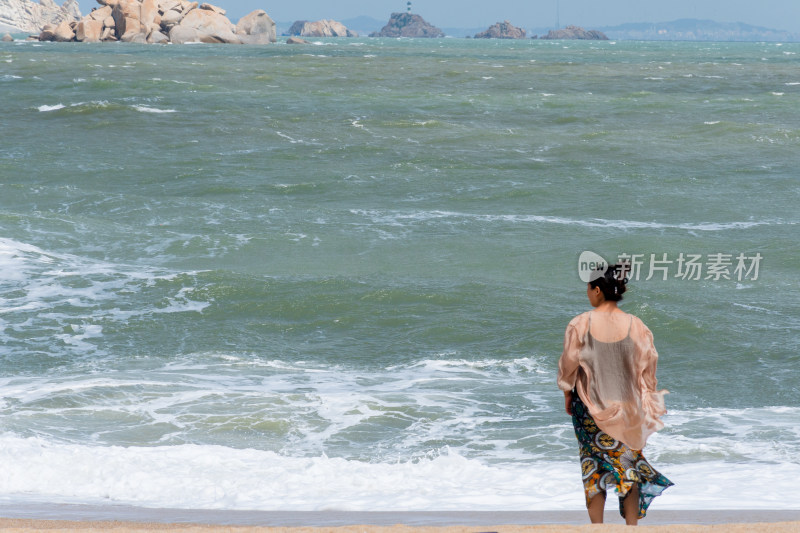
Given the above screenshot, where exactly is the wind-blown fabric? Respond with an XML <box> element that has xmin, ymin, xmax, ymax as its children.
<box><xmin>558</xmin><ymin>311</ymin><xmax>668</xmax><ymax>450</ymax></box>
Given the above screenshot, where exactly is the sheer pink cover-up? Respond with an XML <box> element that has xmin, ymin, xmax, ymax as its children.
<box><xmin>557</xmin><ymin>311</ymin><xmax>668</xmax><ymax>450</ymax></box>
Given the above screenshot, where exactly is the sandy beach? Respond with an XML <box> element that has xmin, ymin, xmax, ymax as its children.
<box><xmin>2</xmin><ymin>508</ymin><xmax>800</xmax><ymax>533</ymax></box>
<box><xmin>1</xmin><ymin>518</ymin><xmax>800</xmax><ymax>533</ymax></box>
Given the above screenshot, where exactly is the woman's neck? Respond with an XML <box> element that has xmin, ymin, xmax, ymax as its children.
<box><xmin>592</xmin><ymin>301</ymin><xmax>621</xmax><ymax>313</ymax></box>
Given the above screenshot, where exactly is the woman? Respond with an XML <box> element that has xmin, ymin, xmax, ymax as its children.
<box><xmin>557</xmin><ymin>264</ymin><xmax>673</xmax><ymax>525</ymax></box>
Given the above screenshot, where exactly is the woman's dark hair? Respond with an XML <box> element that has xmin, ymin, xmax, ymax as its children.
<box><xmin>589</xmin><ymin>263</ymin><xmax>629</xmax><ymax>301</ymax></box>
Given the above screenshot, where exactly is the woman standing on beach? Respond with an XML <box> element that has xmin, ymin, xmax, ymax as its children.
<box><xmin>557</xmin><ymin>264</ymin><xmax>673</xmax><ymax>526</ymax></box>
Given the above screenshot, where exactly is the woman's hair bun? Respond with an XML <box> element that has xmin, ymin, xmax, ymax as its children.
<box><xmin>590</xmin><ymin>262</ymin><xmax>629</xmax><ymax>301</ymax></box>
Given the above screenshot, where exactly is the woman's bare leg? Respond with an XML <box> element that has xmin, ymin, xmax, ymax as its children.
<box><xmin>587</xmin><ymin>492</ymin><xmax>606</xmax><ymax>523</ymax></box>
<box><xmin>623</xmin><ymin>483</ymin><xmax>640</xmax><ymax>526</ymax></box>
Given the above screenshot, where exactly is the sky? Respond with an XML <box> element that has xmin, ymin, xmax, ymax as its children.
<box><xmin>74</xmin><ymin>0</ymin><xmax>800</xmax><ymax>33</ymax></box>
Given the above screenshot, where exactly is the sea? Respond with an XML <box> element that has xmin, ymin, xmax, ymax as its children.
<box><xmin>0</xmin><ymin>36</ymin><xmax>799</xmax><ymax>514</ymax></box>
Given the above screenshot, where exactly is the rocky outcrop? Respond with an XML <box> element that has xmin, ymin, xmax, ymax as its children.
<box><xmin>286</xmin><ymin>36</ymin><xmax>309</xmax><ymax>44</ymax></box>
<box><xmin>287</xmin><ymin>19</ymin><xmax>356</xmax><ymax>37</ymax></box>
<box><xmin>286</xmin><ymin>20</ymin><xmax>305</xmax><ymax>36</ymax></box>
<box><xmin>540</xmin><ymin>25</ymin><xmax>608</xmax><ymax>40</ymax></box>
<box><xmin>474</xmin><ymin>20</ymin><xmax>526</xmax><ymax>39</ymax></box>
<box><xmin>36</xmin><ymin>0</ymin><xmax>276</xmax><ymax>44</ymax></box>
<box><xmin>0</xmin><ymin>0</ymin><xmax>81</xmax><ymax>34</ymax></box>
<box><xmin>235</xmin><ymin>10</ymin><xmax>276</xmax><ymax>44</ymax></box>
<box><xmin>168</xmin><ymin>5</ymin><xmax>241</xmax><ymax>44</ymax></box>
<box><xmin>370</xmin><ymin>12</ymin><xmax>444</xmax><ymax>38</ymax></box>
<box><xmin>2</xmin><ymin>32</ymin><xmax>14</xmax><ymax>41</ymax></box>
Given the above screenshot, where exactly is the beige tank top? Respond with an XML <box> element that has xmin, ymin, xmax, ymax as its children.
<box><xmin>579</xmin><ymin>312</ymin><xmax>637</xmax><ymax>409</ymax></box>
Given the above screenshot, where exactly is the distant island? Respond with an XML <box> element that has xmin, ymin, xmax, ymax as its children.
<box><xmin>600</xmin><ymin>19</ymin><xmax>798</xmax><ymax>41</ymax></box>
<box><xmin>306</xmin><ymin>16</ymin><xmax>800</xmax><ymax>42</ymax></box>
<box><xmin>473</xmin><ymin>21</ymin><xmax>526</xmax><ymax>39</ymax></box>
<box><xmin>369</xmin><ymin>12</ymin><xmax>444</xmax><ymax>38</ymax></box>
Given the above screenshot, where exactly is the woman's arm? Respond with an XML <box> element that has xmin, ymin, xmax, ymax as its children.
<box><xmin>564</xmin><ymin>389</ymin><xmax>573</xmax><ymax>415</ymax></box>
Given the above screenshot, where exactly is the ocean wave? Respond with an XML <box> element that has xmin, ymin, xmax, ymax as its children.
<box><xmin>0</xmin><ymin>437</ymin><xmax>576</xmax><ymax>511</ymax></box>
<box><xmin>35</xmin><ymin>101</ymin><xmax>177</xmax><ymax>115</ymax></box>
<box><xmin>34</xmin><ymin>100</ymin><xmax>115</xmax><ymax>114</ymax></box>
<box><xmin>0</xmin><ymin>237</ymin><xmax>210</xmax><ymax>356</ymax></box>
<box><xmin>37</xmin><ymin>104</ymin><xmax>65</xmax><ymax>112</ymax></box>
<box><xmin>133</xmin><ymin>105</ymin><xmax>177</xmax><ymax>114</ymax></box>
<box><xmin>0</xmin><ymin>435</ymin><xmax>798</xmax><ymax>511</ymax></box>
<box><xmin>349</xmin><ymin>209</ymin><xmax>790</xmax><ymax>232</ymax></box>
<box><xmin>399</xmin><ymin>357</ymin><xmax>548</xmax><ymax>375</ymax></box>
<box><xmin>654</xmin><ymin>406</ymin><xmax>800</xmax><ymax>464</ymax></box>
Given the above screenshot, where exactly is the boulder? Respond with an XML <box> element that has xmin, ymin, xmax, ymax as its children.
<box><xmin>540</xmin><ymin>25</ymin><xmax>608</xmax><ymax>40</ymax></box>
<box><xmin>286</xmin><ymin>36</ymin><xmax>309</xmax><ymax>44</ymax></box>
<box><xmin>52</xmin><ymin>18</ymin><xmax>75</xmax><ymax>41</ymax></box>
<box><xmin>88</xmin><ymin>5</ymin><xmax>112</xmax><ymax>21</ymax></box>
<box><xmin>100</xmin><ymin>26</ymin><xmax>116</xmax><ymax>40</ymax></box>
<box><xmin>235</xmin><ymin>9</ymin><xmax>276</xmax><ymax>44</ymax></box>
<box><xmin>168</xmin><ymin>23</ymin><xmax>198</xmax><ymax>43</ymax></box>
<box><xmin>2</xmin><ymin>33</ymin><xmax>13</xmax><ymax>41</ymax></box>
<box><xmin>199</xmin><ymin>3</ymin><xmax>225</xmax><ymax>16</ymax></box>
<box><xmin>159</xmin><ymin>0</ymin><xmax>181</xmax><ymax>12</ymax></box>
<box><xmin>370</xmin><ymin>12</ymin><xmax>444</xmax><ymax>38</ymax></box>
<box><xmin>38</xmin><ymin>23</ymin><xmax>56</xmax><ymax>41</ymax></box>
<box><xmin>75</xmin><ymin>17</ymin><xmax>103</xmax><ymax>41</ymax></box>
<box><xmin>295</xmin><ymin>19</ymin><xmax>356</xmax><ymax>38</ymax></box>
<box><xmin>147</xmin><ymin>28</ymin><xmax>168</xmax><ymax>43</ymax></box>
<box><xmin>140</xmin><ymin>0</ymin><xmax>159</xmax><ymax>32</ymax></box>
<box><xmin>112</xmin><ymin>0</ymin><xmax>142</xmax><ymax>40</ymax></box>
<box><xmin>160</xmin><ymin>8</ymin><xmax>183</xmax><ymax>30</ymax></box>
<box><xmin>127</xmin><ymin>31</ymin><xmax>146</xmax><ymax>43</ymax></box>
<box><xmin>474</xmin><ymin>20</ymin><xmax>526</xmax><ymax>39</ymax></box>
<box><xmin>174</xmin><ymin>7</ymin><xmax>240</xmax><ymax>43</ymax></box>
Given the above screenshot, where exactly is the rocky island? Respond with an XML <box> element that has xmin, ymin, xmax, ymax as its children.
<box><xmin>287</xmin><ymin>19</ymin><xmax>356</xmax><ymax>37</ymax></box>
<box><xmin>370</xmin><ymin>12</ymin><xmax>443</xmax><ymax>38</ymax></box>
<box><xmin>474</xmin><ymin>20</ymin><xmax>526</xmax><ymax>39</ymax></box>
<box><xmin>541</xmin><ymin>25</ymin><xmax>608</xmax><ymax>40</ymax></box>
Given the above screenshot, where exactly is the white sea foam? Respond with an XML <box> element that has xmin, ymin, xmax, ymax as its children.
<box><xmin>0</xmin><ymin>237</ymin><xmax>209</xmax><ymax>353</ymax></box>
<box><xmin>0</xmin><ymin>435</ymin><xmax>798</xmax><ymax>511</ymax></box>
<box><xmin>0</xmin><ymin>436</ymin><xmax>574</xmax><ymax>511</ymax></box>
<box><xmin>37</xmin><ymin>104</ymin><xmax>65</xmax><ymax>112</ymax></box>
<box><xmin>349</xmin><ymin>209</ymin><xmax>788</xmax><ymax>233</ymax></box>
<box><xmin>133</xmin><ymin>105</ymin><xmax>177</xmax><ymax>113</ymax></box>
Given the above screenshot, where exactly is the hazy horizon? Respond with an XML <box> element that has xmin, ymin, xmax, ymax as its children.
<box><xmin>72</xmin><ymin>0</ymin><xmax>800</xmax><ymax>33</ymax></box>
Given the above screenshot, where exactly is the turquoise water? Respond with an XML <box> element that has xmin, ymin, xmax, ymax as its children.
<box><xmin>0</xmin><ymin>38</ymin><xmax>799</xmax><ymax>511</ymax></box>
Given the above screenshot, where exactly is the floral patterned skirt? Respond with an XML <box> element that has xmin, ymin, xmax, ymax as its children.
<box><xmin>570</xmin><ymin>391</ymin><xmax>674</xmax><ymax>519</ymax></box>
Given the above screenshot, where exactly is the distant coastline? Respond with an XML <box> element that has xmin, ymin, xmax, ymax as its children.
<box><xmin>276</xmin><ymin>17</ymin><xmax>799</xmax><ymax>42</ymax></box>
